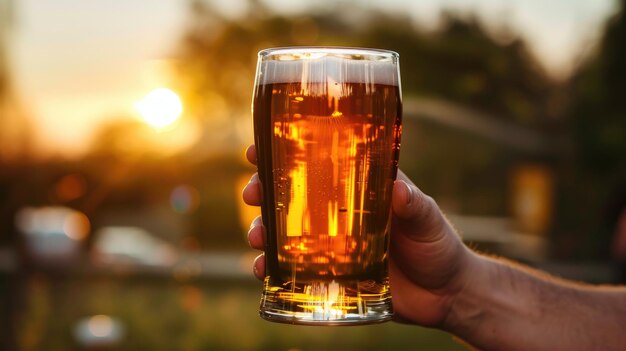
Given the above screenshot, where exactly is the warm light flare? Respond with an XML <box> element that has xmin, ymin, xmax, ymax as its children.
<box><xmin>134</xmin><ymin>88</ymin><xmax>183</xmax><ymax>129</ymax></box>
<box><xmin>88</xmin><ymin>315</ymin><xmax>113</xmax><ymax>338</ymax></box>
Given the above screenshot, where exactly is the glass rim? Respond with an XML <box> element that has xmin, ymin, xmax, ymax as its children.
<box><xmin>258</xmin><ymin>46</ymin><xmax>399</xmax><ymax>61</ymax></box>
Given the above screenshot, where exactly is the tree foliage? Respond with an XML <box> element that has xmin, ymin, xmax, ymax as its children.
<box><xmin>555</xmin><ymin>0</ymin><xmax>626</xmax><ymax>259</ymax></box>
<box><xmin>570</xmin><ymin>0</ymin><xmax>626</xmax><ymax>175</ymax></box>
<box><xmin>177</xmin><ymin>1</ymin><xmax>555</xmax><ymax>129</ymax></box>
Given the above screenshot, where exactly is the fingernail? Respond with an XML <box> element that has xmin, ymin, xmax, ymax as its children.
<box><xmin>404</xmin><ymin>181</ymin><xmax>413</xmax><ymax>205</ymax></box>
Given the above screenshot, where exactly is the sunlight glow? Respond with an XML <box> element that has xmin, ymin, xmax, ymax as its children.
<box><xmin>134</xmin><ymin>88</ymin><xmax>183</xmax><ymax>129</ymax></box>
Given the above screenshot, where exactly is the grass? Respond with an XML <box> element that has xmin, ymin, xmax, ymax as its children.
<box><xmin>11</xmin><ymin>274</ymin><xmax>468</xmax><ymax>351</ymax></box>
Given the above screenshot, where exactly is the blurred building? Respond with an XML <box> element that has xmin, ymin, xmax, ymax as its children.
<box><xmin>403</xmin><ymin>97</ymin><xmax>558</xmax><ymax>261</ymax></box>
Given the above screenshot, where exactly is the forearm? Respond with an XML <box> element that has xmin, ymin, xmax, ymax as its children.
<box><xmin>444</xmin><ymin>251</ymin><xmax>626</xmax><ymax>351</ymax></box>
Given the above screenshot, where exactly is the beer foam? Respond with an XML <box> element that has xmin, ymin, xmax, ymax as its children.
<box><xmin>258</xmin><ymin>55</ymin><xmax>399</xmax><ymax>86</ymax></box>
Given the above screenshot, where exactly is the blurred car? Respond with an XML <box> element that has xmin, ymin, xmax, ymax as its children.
<box><xmin>16</xmin><ymin>206</ymin><xmax>90</xmax><ymax>266</ymax></box>
<box><xmin>91</xmin><ymin>226</ymin><xmax>177</xmax><ymax>268</ymax></box>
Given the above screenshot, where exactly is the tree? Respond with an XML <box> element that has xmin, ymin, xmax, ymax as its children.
<box><xmin>555</xmin><ymin>0</ymin><xmax>626</xmax><ymax>259</ymax></box>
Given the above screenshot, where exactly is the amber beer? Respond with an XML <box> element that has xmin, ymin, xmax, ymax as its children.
<box><xmin>252</xmin><ymin>47</ymin><xmax>402</xmax><ymax>325</ymax></box>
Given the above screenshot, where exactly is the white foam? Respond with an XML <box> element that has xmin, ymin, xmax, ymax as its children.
<box><xmin>258</xmin><ymin>55</ymin><xmax>399</xmax><ymax>86</ymax></box>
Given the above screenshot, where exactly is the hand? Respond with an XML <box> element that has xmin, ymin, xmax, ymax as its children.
<box><xmin>242</xmin><ymin>145</ymin><xmax>475</xmax><ymax>328</ymax></box>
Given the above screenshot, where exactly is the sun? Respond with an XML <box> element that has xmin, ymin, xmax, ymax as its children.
<box><xmin>134</xmin><ymin>88</ymin><xmax>183</xmax><ymax>129</ymax></box>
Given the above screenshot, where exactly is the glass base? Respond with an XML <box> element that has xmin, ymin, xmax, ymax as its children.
<box><xmin>259</xmin><ymin>277</ymin><xmax>393</xmax><ymax>325</ymax></box>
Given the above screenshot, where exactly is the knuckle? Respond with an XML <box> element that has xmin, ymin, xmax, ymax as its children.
<box><xmin>423</xmin><ymin>194</ymin><xmax>437</xmax><ymax>208</ymax></box>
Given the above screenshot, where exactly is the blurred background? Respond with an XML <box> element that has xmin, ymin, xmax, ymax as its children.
<box><xmin>1</xmin><ymin>0</ymin><xmax>625</xmax><ymax>349</ymax></box>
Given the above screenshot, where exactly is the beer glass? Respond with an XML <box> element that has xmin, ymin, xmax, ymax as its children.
<box><xmin>252</xmin><ymin>47</ymin><xmax>402</xmax><ymax>325</ymax></box>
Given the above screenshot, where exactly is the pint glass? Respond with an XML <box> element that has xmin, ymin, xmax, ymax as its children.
<box><xmin>252</xmin><ymin>47</ymin><xmax>402</xmax><ymax>325</ymax></box>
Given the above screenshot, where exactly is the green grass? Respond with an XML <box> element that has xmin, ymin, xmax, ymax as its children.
<box><xmin>13</xmin><ymin>275</ymin><xmax>468</xmax><ymax>351</ymax></box>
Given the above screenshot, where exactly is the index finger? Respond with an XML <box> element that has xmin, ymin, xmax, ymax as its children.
<box><xmin>246</xmin><ymin>145</ymin><xmax>257</xmax><ymax>166</ymax></box>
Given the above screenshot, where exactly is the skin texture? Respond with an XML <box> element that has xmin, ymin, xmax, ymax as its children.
<box><xmin>243</xmin><ymin>145</ymin><xmax>626</xmax><ymax>351</ymax></box>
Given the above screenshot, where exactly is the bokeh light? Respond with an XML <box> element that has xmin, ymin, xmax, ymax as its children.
<box><xmin>170</xmin><ymin>185</ymin><xmax>200</xmax><ymax>214</ymax></box>
<box><xmin>73</xmin><ymin>314</ymin><xmax>124</xmax><ymax>348</ymax></box>
<box><xmin>54</xmin><ymin>174</ymin><xmax>87</xmax><ymax>202</ymax></box>
<box><xmin>62</xmin><ymin>212</ymin><xmax>90</xmax><ymax>240</ymax></box>
<box><xmin>88</xmin><ymin>315</ymin><xmax>113</xmax><ymax>338</ymax></box>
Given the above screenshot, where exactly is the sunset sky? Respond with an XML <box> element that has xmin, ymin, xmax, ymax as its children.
<box><xmin>9</xmin><ymin>0</ymin><xmax>618</xmax><ymax>157</ymax></box>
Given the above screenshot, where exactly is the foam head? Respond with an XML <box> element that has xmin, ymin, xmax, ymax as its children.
<box><xmin>257</xmin><ymin>48</ymin><xmax>400</xmax><ymax>86</ymax></box>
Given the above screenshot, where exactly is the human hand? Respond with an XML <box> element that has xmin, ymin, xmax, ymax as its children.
<box><xmin>242</xmin><ymin>145</ymin><xmax>475</xmax><ymax>328</ymax></box>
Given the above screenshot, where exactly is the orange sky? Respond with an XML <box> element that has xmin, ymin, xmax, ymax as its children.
<box><xmin>9</xmin><ymin>0</ymin><xmax>617</xmax><ymax>157</ymax></box>
<box><xmin>12</xmin><ymin>0</ymin><xmax>186</xmax><ymax>157</ymax></box>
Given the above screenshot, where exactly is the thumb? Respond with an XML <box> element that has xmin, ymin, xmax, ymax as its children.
<box><xmin>392</xmin><ymin>179</ymin><xmax>444</xmax><ymax>242</ymax></box>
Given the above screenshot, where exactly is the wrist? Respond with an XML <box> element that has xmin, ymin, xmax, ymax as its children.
<box><xmin>440</xmin><ymin>248</ymin><xmax>488</xmax><ymax>332</ymax></box>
